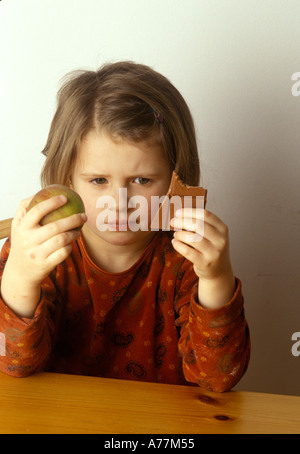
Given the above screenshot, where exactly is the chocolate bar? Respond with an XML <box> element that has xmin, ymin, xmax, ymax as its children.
<box><xmin>150</xmin><ymin>171</ymin><xmax>207</xmax><ymax>231</ymax></box>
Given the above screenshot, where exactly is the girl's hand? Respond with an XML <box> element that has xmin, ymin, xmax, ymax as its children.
<box><xmin>8</xmin><ymin>195</ymin><xmax>86</xmax><ymax>285</ymax></box>
<box><xmin>170</xmin><ymin>208</ymin><xmax>236</xmax><ymax>309</ymax></box>
<box><xmin>1</xmin><ymin>195</ymin><xmax>86</xmax><ymax>318</ymax></box>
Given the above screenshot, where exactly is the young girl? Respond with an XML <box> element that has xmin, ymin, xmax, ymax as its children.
<box><xmin>0</xmin><ymin>62</ymin><xmax>250</xmax><ymax>391</ymax></box>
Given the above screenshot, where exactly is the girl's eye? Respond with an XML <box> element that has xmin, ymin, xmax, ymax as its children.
<box><xmin>134</xmin><ymin>177</ymin><xmax>150</xmax><ymax>185</ymax></box>
<box><xmin>91</xmin><ymin>178</ymin><xmax>107</xmax><ymax>185</ymax></box>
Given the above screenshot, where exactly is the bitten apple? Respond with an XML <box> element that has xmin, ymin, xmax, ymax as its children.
<box><xmin>27</xmin><ymin>184</ymin><xmax>85</xmax><ymax>228</ymax></box>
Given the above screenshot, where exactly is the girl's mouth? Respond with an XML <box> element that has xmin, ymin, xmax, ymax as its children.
<box><xmin>106</xmin><ymin>221</ymin><xmax>129</xmax><ymax>231</ymax></box>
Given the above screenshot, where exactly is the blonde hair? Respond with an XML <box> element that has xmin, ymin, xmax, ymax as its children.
<box><xmin>41</xmin><ymin>61</ymin><xmax>200</xmax><ymax>187</ymax></box>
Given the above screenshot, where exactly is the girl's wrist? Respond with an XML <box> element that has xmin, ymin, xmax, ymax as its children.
<box><xmin>197</xmin><ymin>270</ymin><xmax>236</xmax><ymax>310</ymax></box>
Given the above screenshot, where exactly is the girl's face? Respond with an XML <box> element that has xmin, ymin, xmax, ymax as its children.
<box><xmin>71</xmin><ymin>129</ymin><xmax>172</xmax><ymax>248</ymax></box>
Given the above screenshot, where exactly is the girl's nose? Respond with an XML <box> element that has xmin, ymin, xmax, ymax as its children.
<box><xmin>116</xmin><ymin>187</ymin><xmax>129</xmax><ymax>214</ymax></box>
<box><xmin>108</xmin><ymin>185</ymin><xmax>130</xmax><ymax>214</ymax></box>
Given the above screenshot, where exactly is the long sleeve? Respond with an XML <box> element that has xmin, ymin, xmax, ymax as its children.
<box><xmin>0</xmin><ymin>239</ymin><xmax>56</xmax><ymax>377</ymax></box>
<box><xmin>0</xmin><ymin>232</ymin><xmax>250</xmax><ymax>388</ymax></box>
<box><xmin>175</xmin><ymin>262</ymin><xmax>250</xmax><ymax>392</ymax></box>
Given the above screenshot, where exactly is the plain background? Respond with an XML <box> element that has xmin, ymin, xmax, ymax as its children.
<box><xmin>0</xmin><ymin>0</ymin><xmax>299</xmax><ymax>396</ymax></box>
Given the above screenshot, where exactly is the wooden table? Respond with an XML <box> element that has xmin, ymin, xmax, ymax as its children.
<box><xmin>0</xmin><ymin>371</ymin><xmax>299</xmax><ymax>434</ymax></box>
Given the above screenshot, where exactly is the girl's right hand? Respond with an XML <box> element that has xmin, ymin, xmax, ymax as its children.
<box><xmin>8</xmin><ymin>194</ymin><xmax>87</xmax><ymax>286</ymax></box>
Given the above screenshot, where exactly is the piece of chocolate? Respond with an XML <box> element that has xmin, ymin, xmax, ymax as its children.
<box><xmin>150</xmin><ymin>171</ymin><xmax>207</xmax><ymax>231</ymax></box>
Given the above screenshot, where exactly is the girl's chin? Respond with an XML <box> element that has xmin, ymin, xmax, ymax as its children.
<box><xmin>92</xmin><ymin>229</ymin><xmax>154</xmax><ymax>246</ymax></box>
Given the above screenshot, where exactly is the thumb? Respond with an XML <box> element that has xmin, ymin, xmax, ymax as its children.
<box><xmin>11</xmin><ymin>196</ymin><xmax>34</xmax><ymax>231</ymax></box>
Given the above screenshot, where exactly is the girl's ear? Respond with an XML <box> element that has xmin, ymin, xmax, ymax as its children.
<box><xmin>69</xmin><ymin>177</ymin><xmax>74</xmax><ymax>189</ymax></box>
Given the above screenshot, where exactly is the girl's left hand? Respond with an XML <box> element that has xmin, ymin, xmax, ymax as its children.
<box><xmin>170</xmin><ymin>208</ymin><xmax>236</xmax><ymax>308</ymax></box>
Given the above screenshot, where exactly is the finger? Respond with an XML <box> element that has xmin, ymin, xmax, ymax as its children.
<box><xmin>171</xmin><ymin>238</ymin><xmax>205</xmax><ymax>265</ymax></box>
<box><xmin>174</xmin><ymin>223</ymin><xmax>229</xmax><ymax>258</ymax></box>
<box><xmin>174</xmin><ymin>208</ymin><xmax>227</xmax><ymax>234</ymax></box>
<box><xmin>35</xmin><ymin>212</ymin><xmax>87</xmax><ymax>244</ymax></box>
<box><xmin>172</xmin><ymin>217</ymin><xmax>225</xmax><ymax>245</ymax></box>
<box><xmin>173</xmin><ymin>229</ymin><xmax>207</xmax><ymax>245</ymax></box>
<box><xmin>22</xmin><ymin>195</ymin><xmax>68</xmax><ymax>228</ymax></box>
<box><xmin>41</xmin><ymin>229</ymin><xmax>81</xmax><ymax>258</ymax></box>
<box><xmin>45</xmin><ymin>244</ymin><xmax>74</xmax><ymax>269</ymax></box>
<box><xmin>171</xmin><ymin>215</ymin><xmax>204</xmax><ymax>238</ymax></box>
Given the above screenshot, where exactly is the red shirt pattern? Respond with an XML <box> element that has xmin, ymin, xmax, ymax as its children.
<box><xmin>0</xmin><ymin>232</ymin><xmax>250</xmax><ymax>392</ymax></box>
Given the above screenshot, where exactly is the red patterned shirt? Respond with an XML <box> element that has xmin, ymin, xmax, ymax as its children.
<box><xmin>0</xmin><ymin>232</ymin><xmax>250</xmax><ymax>391</ymax></box>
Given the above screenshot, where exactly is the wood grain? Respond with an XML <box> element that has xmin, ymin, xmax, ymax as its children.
<box><xmin>0</xmin><ymin>218</ymin><xmax>12</xmax><ymax>240</ymax></box>
<box><xmin>0</xmin><ymin>372</ymin><xmax>299</xmax><ymax>434</ymax></box>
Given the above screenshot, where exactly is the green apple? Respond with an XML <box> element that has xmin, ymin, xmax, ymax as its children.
<box><xmin>28</xmin><ymin>184</ymin><xmax>85</xmax><ymax>228</ymax></box>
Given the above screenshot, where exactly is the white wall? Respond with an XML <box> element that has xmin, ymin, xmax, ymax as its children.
<box><xmin>1</xmin><ymin>0</ymin><xmax>300</xmax><ymax>396</ymax></box>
